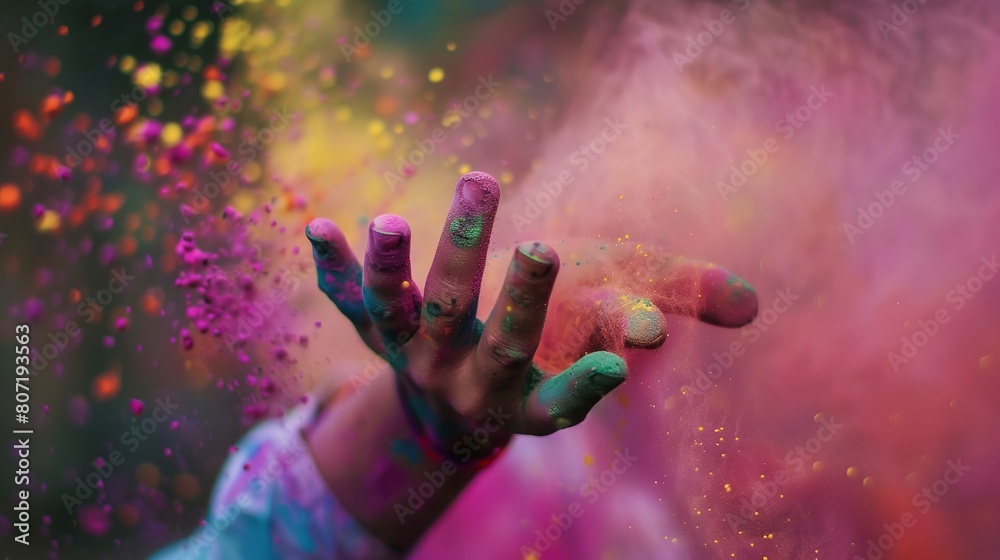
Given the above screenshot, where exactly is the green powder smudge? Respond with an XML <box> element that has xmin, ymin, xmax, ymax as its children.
<box><xmin>449</xmin><ymin>214</ymin><xmax>484</xmax><ymax>248</ymax></box>
<box><xmin>521</xmin><ymin>365</ymin><xmax>544</xmax><ymax>402</ymax></box>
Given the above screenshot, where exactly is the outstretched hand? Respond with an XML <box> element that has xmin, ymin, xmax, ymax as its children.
<box><xmin>305</xmin><ymin>172</ymin><xmax>757</xmax><ymax>447</ymax></box>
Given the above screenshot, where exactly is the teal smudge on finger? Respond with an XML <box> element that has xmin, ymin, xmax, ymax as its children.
<box><xmin>539</xmin><ymin>352</ymin><xmax>625</xmax><ymax>406</ymax></box>
<box><xmin>318</xmin><ymin>269</ymin><xmax>367</xmax><ymax>324</ymax></box>
<box><xmin>546</xmin><ymin>358</ymin><xmax>626</xmax><ymax>430</ymax></box>
<box><xmin>391</xmin><ymin>438</ymin><xmax>422</xmax><ymax>466</ymax></box>
<box><xmin>584</xmin><ymin>351</ymin><xmax>628</xmax><ymax>377</ymax></box>
<box><xmin>726</xmin><ymin>274</ymin><xmax>753</xmax><ymax>292</ymax></box>
<box><xmin>426</xmin><ymin>302</ymin><xmax>443</xmax><ymax>317</ymax></box>
<box><xmin>362</xmin><ymin>285</ymin><xmax>391</xmax><ymax>319</ymax></box>
<box><xmin>448</xmin><ymin>214</ymin><xmax>484</xmax><ymax>248</ymax></box>
<box><xmin>501</xmin><ymin>315</ymin><xmax>513</xmax><ymax>333</ymax></box>
<box><xmin>386</xmin><ymin>352</ymin><xmax>409</xmax><ymax>373</ymax></box>
<box><xmin>471</xmin><ymin>318</ymin><xmax>485</xmax><ymax>344</ymax></box>
<box><xmin>306</xmin><ymin>237</ymin><xmax>337</xmax><ymax>268</ymax></box>
<box><xmin>521</xmin><ymin>364</ymin><xmax>544</xmax><ymax>403</ymax></box>
<box><xmin>454</xmin><ymin>296</ymin><xmax>481</xmax><ymax>346</ymax></box>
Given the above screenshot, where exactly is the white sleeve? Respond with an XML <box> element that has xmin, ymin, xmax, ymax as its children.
<box><xmin>149</xmin><ymin>396</ymin><xmax>400</xmax><ymax>560</ymax></box>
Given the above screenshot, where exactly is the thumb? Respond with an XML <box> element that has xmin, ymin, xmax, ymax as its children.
<box><xmin>521</xmin><ymin>352</ymin><xmax>627</xmax><ymax>435</ymax></box>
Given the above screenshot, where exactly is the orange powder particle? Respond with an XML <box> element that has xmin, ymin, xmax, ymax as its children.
<box><xmin>13</xmin><ymin>110</ymin><xmax>41</xmax><ymax>141</ymax></box>
<box><xmin>0</xmin><ymin>184</ymin><xmax>21</xmax><ymax>211</ymax></box>
<box><xmin>91</xmin><ymin>371</ymin><xmax>121</xmax><ymax>401</ymax></box>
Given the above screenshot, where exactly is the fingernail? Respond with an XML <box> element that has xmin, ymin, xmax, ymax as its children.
<box><xmin>588</xmin><ymin>370</ymin><xmax>626</xmax><ymax>390</ymax></box>
<box><xmin>516</xmin><ymin>242</ymin><xmax>553</xmax><ymax>279</ymax></box>
<box><xmin>306</xmin><ymin>232</ymin><xmax>325</xmax><ymax>249</ymax></box>
<box><xmin>457</xmin><ymin>172</ymin><xmax>499</xmax><ymax>209</ymax></box>
<box><xmin>306</xmin><ymin>231</ymin><xmax>332</xmax><ymax>260</ymax></box>
<box><xmin>462</xmin><ymin>178</ymin><xmax>485</xmax><ymax>205</ymax></box>
<box><xmin>373</xmin><ymin>230</ymin><xmax>402</xmax><ymax>252</ymax></box>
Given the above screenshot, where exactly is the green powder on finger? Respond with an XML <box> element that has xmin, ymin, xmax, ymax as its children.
<box><xmin>449</xmin><ymin>214</ymin><xmax>484</xmax><ymax>248</ymax></box>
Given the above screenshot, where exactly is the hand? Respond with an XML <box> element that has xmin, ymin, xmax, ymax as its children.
<box><xmin>305</xmin><ymin>172</ymin><xmax>758</xmax><ymax>446</ymax></box>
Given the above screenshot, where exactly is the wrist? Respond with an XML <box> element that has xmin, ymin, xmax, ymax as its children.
<box><xmin>394</xmin><ymin>373</ymin><xmax>510</xmax><ymax>468</ymax></box>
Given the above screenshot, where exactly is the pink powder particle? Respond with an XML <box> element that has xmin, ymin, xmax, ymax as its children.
<box><xmin>170</xmin><ymin>143</ymin><xmax>193</xmax><ymax>164</ymax></box>
<box><xmin>130</xmin><ymin>399</ymin><xmax>144</xmax><ymax>416</ymax></box>
<box><xmin>146</xmin><ymin>14</ymin><xmax>164</xmax><ymax>33</ymax></box>
<box><xmin>150</xmin><ymin>35</ymin><xmax>172</xmax><ymax>55</ymax></box>
<box><xmin>244</xmin><ymin>403</ymin><xmax>269</xmax><ymax>420</ymax></box>
<box><xmin>77</xmin><ymin>504</ymin><xmax>111</xmax><ymax>536</ymax></box>
<box><xmin>68</xmin><ymin>395</ymin><xmax>90</xmax><ymax>425</ymax></box>
<box><xmin>56</xmin><ymin>165</ymin><xmax>72</xmax><ymax>182</ymax></box>
<box><xmin>210</xmin><ymin>142</ymin><xmax>230</xmax><ymax>159</ymax></box>
<box><xmin>179</xmin><ymin>328</ymin><xmax>194</xmax><ymax>350</ymax></box>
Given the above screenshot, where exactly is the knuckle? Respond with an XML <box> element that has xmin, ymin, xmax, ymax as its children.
<box><xmin>423</xmin><ymin>298</ymin><xmax>464</xmax><ymax>325</ymax></box>
<box><xmin>366</xmin><ymin>296</ymin><xmax>411</xmax><ymax>324</ymax></box>
<box><xmin>505</xmin><ymin>283</ymin><xmax>547</xmax><ymax>309</ymax></box>
<box><xmin>370</xmin><ymin>303</ymin><xmax>402</xmax><ymax>323</ymax></box>
<box><xmin>422</xmin><ymin>282</ymin><xmax>469</xmax><ymax>325</ymax></box>
<box><xmin>482</xmin><ymin>332</ymin><xmax>531</xmax><ymax>371</ymax></box>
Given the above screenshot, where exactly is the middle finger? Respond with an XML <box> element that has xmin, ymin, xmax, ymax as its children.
<box><xmin>422</xmin><ymin>171</ymin><xmax>500</xmax><ymax>351</ymax></box>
